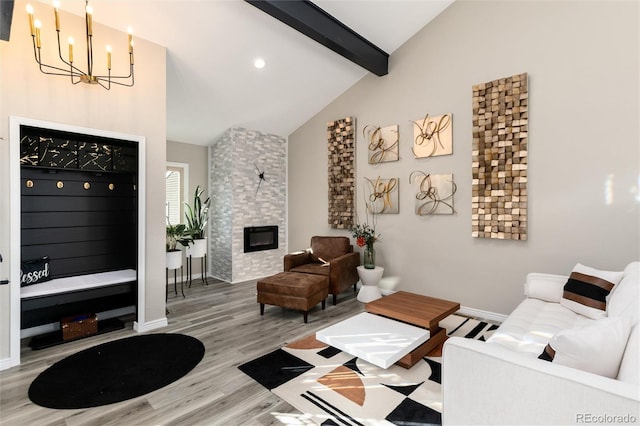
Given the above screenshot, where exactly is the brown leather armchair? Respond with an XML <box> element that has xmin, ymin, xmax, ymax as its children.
<box><xmin>284</xmin><ymin>236</ymin><xmax>360</xmax><ymax>305</ymax></box>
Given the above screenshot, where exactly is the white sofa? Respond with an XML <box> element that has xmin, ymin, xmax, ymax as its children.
<box><xmin>442</xmin><ymin>261</ymin><xmax>639</xmax><ymax>425</ymax></box>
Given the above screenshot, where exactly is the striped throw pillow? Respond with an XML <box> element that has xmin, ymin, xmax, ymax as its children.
<box><xmin>560</xmin><ymin>263</ymin><xmax>623</xmax><ymax>319</ymax></box>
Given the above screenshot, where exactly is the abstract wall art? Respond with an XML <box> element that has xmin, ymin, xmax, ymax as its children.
<box><xmin>327</xmin><ymin>117</ymin><xmax>356</xmax><ymax>229</ymax></box>
<box><xmin>364</xmin><ymin>176</ymin><xmax>399</xmax><ymax>214</ymax></box>
<box><xmin>411</xmin><ymin>113</ymin><xmax>453</xmax><ymax>158</ymax></box>
<box><xmin>363</xmin><ymin>124</ymin><xmax>399</xmax><ymax>164</ymax></box>
<box><xmin>471</xmin><ymin>72</ymin><xmax>528</xmax><ymax>240</ymax></box>
<box><xmin>409</xmin><ymin>171</ymin><xmax>456</xmax><ymax>216</ymax></box>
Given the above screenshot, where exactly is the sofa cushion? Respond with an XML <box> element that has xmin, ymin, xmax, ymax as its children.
<box><xmin>486</xmin><ymin>298</ymin><xmax>592</xmax><ymax>356</ymax></box>
<box><xmin>608</xmin><ymin>261</ymin><xmax>639</xmax><ymax>326</ymax></box>
<box><xmin>560</xmin><ymin>263</ymin><xmax>623</xmax><ymax>319</ymax></box>
<box><xmin>617</xmin><ymin>323</ymin><xmax>639</xmax><ymax>384</ymax></box>
<box><xmin>537</xmin><ymin>316</ymin><xmax>631</xmax><ymax>379</ymax></box>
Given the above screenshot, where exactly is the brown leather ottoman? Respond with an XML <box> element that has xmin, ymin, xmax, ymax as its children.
<box><xmin>257</xmin><ymin>272</ymin><xmax>329</xmax><ymax>323</ymax></box>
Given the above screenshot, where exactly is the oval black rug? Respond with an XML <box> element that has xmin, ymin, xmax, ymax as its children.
<box><xmin>28</xmin><ymin>333</ymin><xmax>205</xmax><ymax>409</ymax></box>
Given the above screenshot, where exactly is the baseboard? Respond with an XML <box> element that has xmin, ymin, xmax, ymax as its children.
<box><xmin>458</xmin><ymin>306</ymin><xmax>508</xmax><ymax>323</ymax></box>
<box><xmin>0</xmin><ymin>356</ymin><xmax>19</xmax><ymax>371</ymax></box>
<box><xmin>134</xmin><ymin>317</ymin><xmax>168</xmax><ymax>333</ymax></box>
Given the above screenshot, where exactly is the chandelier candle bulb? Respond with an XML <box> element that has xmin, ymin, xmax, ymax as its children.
<box><xmin>127</xmin><ymin>28</ymin><xmax>133</xmax><ymax>54</ymax></box>
<box><xmin>86</xmin><ymin>5</ymin><xmax>93</xmax><ymax>36</ymax></box>
<box><xmin>68</xmin><ymin>37</ymin><xmax>73</xmax><ymax>62</ymax></box>
<box><xmin>53</xmin><ymin>1</ymin><xmax>60</xmax><ymax>31</ymax></box>
<box><xmin>34</xmin><ymin>20</ymin><xmax>41</xmax><ymax>48</ymax></box>
<box><xmin>26</xmin><ymin>4</ymin><xmax>35</xmax><ymax>36</ymax></box>
<box><xmin>106</xmin><ymin>45</ymin><xmax>111</xmax><ymax>69</ymax></box>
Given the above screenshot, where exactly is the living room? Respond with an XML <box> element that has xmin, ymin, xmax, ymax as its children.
<box><xmin>1</xmin><ymin>0</ymin><xmax>638</xmax><ymax>424</ymax></box>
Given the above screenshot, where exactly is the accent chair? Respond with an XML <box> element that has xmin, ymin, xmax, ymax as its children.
<box><xmin>284</xmin><ymin>236</ymin><xmax>360</xmax><ymax>305</ymax></box>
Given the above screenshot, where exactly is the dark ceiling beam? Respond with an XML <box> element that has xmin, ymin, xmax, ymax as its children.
<box><xmin>245</xmin><ymin>0</ymin><xmax>389</xmax><ymax>76</ymax></box>
<box><xmin>0</xmin><ymin>0</ymin><xmax>15</xmax><ymax>42</ymax></box>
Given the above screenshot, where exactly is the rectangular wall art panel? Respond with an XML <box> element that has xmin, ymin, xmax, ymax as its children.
<box><xmin>472</xmin><ymin>73</ymin><xmax>528</xmax><ymax>240</ymax></box>
<box><xmin>327</xmin><ymin>117</ymin><xmax>355</xmax><ymax>229</ymax></box>
<box><xmin>412</xmin><ymin>113</ymin><xmax>453</xmax><ymax>158</ymax></box>
<box><xmin>365</xmin><ymin>176</ymin><xmax>399</xmax><ymax>214</ymax></box>
<box><xmin>363</xmin><ymin>124</ymin><xmax>399</xmax><ymax>164</ymax></box>
<box><xmin>410</xmin><ymin>171</ymin><xmax>456</xmax><ymax>216</ymax></box>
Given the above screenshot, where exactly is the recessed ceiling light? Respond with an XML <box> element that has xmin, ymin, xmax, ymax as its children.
<box><xmin>253</xmin><ymin>58</ymin><xmax>266</xmax><ymax>69</ymax></box>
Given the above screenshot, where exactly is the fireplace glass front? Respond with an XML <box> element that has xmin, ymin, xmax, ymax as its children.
<box><xmin>244</xmin><ymin>226</ymin><xmax>278</xmax><ymax>253</ymax></box>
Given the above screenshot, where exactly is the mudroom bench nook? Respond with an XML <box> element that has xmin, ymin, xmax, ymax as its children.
<box><xmin>19</xmin><ymin>125</ymin><xmax>139</xmax><ymax>348</ymax></box>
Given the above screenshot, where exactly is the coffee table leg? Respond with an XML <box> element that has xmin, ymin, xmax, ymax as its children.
<box><xmin>396</xmin><ymin>328</ymin><xmax>447</xmax><ymax>369</ymax></box>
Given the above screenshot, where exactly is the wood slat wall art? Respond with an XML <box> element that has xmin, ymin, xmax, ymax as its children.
<box><xmin>472</xmin><ymin>73</ymin><xmax>528</xmax><ymax>240</ymax></box>
<box><xmin>327</xmin><ymin>117</ymin><xmax>355</xmax><ymax>229</ymax></box>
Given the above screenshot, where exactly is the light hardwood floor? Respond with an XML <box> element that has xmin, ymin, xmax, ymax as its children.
<box><xmin>0</xmin><ymin>278</ymin><xmax>365</xmax><ymax>426</ymax></box>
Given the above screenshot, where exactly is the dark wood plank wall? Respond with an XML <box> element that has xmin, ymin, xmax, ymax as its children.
<box><xmin>20</xmin><ymin>168</ymin><xmax>138</xmax><ymax>278</ymax></box>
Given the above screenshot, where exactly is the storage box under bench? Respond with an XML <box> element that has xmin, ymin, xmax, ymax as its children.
<box><xmin>61</xmin><ymin>313</ymin><xmax>98</xmax><ymax>340</ymax></box>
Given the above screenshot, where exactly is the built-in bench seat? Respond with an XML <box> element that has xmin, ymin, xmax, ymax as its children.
<box><xmin>21</xmin><ymin>269</ymin><xmax>136</xmax><ymax>299</ymax></box>
<box><xmin>21</xmin><ymin>269</ymin><xmax>137</xmax><ymax>330</ymax></box>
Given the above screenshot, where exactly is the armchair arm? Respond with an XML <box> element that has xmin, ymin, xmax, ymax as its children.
<box><xmin>283</xmin><ymin>251</ymin><xmax>311</xmax><ymax>271</ymax></box>
<box><xmin>327</xmin><ymin>251</ymin><xmax>360</xmax><ymax>293</ymax></box>
<box><xmin>442</xmin><ymin>337</ymin><xmax>639</xmax><ymax>425</ymax></box>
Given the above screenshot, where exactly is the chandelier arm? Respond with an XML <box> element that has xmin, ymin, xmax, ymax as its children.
<box><xmin>96</xmin><ymin>78</ymin><xmax>111</xmax><ymax>90</ymax></box>
<box><xmin>55</xmin><ymin>31</ymin><xmax>85</xmax><ymax>76</ymax></box>
<box><xmin>87</xmin><ymin>34</ymin><xmax>93</xmax><ymax>78</ymax></box>
<box><xmin>94</xmin><ymin>63</ymin><xmax>134</xmax><ymax>87</ymax></box>
<box><xmin>32</xmin><ymin>32</ymin><xmax>83</xmax><ymax>78</ymax></box>
<box><xmin>37</xmin><ymin>57</ymin><xmax>84</xmax><ymax>77</ymax></box>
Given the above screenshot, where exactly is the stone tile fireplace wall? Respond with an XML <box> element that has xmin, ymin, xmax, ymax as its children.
<box><xmin>209</xmin><ymin>128</ymin><xmax>286</xmax><ymax>283</ymax></box>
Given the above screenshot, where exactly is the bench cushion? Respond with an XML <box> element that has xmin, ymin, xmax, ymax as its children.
<box><xmin>20</xmin><ymin>269</ymin><xmax>137</xmax><ymax>299</ymax></box>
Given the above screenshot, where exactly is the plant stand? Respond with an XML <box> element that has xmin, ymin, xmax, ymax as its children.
<box><xmin>166</xmin><ymin>265</ymin><xmax>184</xmax><ymax>300</ymax></box>
<box><xmin>187</xmin><ymin>254</ymin><xmax>208</xmax><ymax>287</ymax></box>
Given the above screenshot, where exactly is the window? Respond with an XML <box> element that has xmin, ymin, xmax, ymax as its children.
<box><xmin>166</xmin><ymin>162</ymin><xmax>189</xmax><ymax>225</ymax></box>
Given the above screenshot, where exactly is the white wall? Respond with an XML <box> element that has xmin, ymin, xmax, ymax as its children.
<box><xmin>0</xmin><ymin>0</ymin><xmax>167</xmax><ymax>363</ymax></box>
<box><xmin>288</xmin><ymin>0</ymin><xmax>640</xmax><ymax>315</ymax></box>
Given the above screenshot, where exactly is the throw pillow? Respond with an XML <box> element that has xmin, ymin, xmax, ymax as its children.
<box><xmin>537</xmin><ymin>316</ymin><xmax>632</xmax><ymax>378</ymax></box>
<box><xmin>560</xmin><ymin>263</ymin><xmax>623</xmax><ymax>319</ymax></box>
<box><xmin>20</xmin><ymin>256</ymin><xmax>51</xmax><ymax>286</ymax></box>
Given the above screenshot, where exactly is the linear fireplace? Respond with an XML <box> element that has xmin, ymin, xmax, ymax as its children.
<box><xmin>244</xmin><ymin>226</ymin><xmax>278</xmax><ymax>253</ymax></box>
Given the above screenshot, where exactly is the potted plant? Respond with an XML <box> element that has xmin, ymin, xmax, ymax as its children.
<box><xmin>184</xmin><ymin>185</ymin><xmax>211</xmax><ymax>258</ymax></box>
<box><xmin>166</xmin><ymin>223</ymin><xmax>190</xmax><ymax>269</ymax></box>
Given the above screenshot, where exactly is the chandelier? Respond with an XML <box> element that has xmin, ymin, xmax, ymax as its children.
<box><xmin>26</xmin><ymin>1</ymin><xmax>134</xmax><ymax>90</ymax></box>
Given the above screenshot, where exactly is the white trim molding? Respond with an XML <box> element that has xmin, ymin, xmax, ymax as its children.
<box><xmin>134</xmin><ymin>317</ymin><xmax>168</xmax><ymax>333</ymax></box>
<box><xmin>5</xmin><ymin>116</ymin><xmax>146</xmax><ymax>370</ymax></box>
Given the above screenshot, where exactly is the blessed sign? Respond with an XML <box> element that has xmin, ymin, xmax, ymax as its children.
<box><xmin>20</xmin><ymin>256</ymin><xmax>51</xmax><ymax>286</ymax></box>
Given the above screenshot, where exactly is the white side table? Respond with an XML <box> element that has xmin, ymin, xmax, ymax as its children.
<box><xmin>357</xmin><ymin>265</ymin><xmax>384</xmax><ymax>302</ymax></box>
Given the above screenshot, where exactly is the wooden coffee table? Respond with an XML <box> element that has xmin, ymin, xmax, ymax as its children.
<box><xmin>365</xmin><ymin>291</ymin><xmax>460</xmax><ymax>368</ymax></box>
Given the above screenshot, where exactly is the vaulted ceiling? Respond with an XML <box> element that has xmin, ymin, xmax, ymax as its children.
<box><xmin>50</xmin><ymin>0</ymin><xmax>454</xmax><ymax>145</ymax></box>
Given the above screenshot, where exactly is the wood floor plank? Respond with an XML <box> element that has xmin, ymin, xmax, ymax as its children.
<box><xmin>0</xmin><ymin>278</ymin><xmax>363</xmax><ymax>425</ymax></box>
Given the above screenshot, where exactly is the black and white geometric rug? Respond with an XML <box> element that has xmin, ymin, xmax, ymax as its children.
<box><xmin>239</xmin><ymin>314</ymin><xmax>497</xmax><ymax>425</ymax></box>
